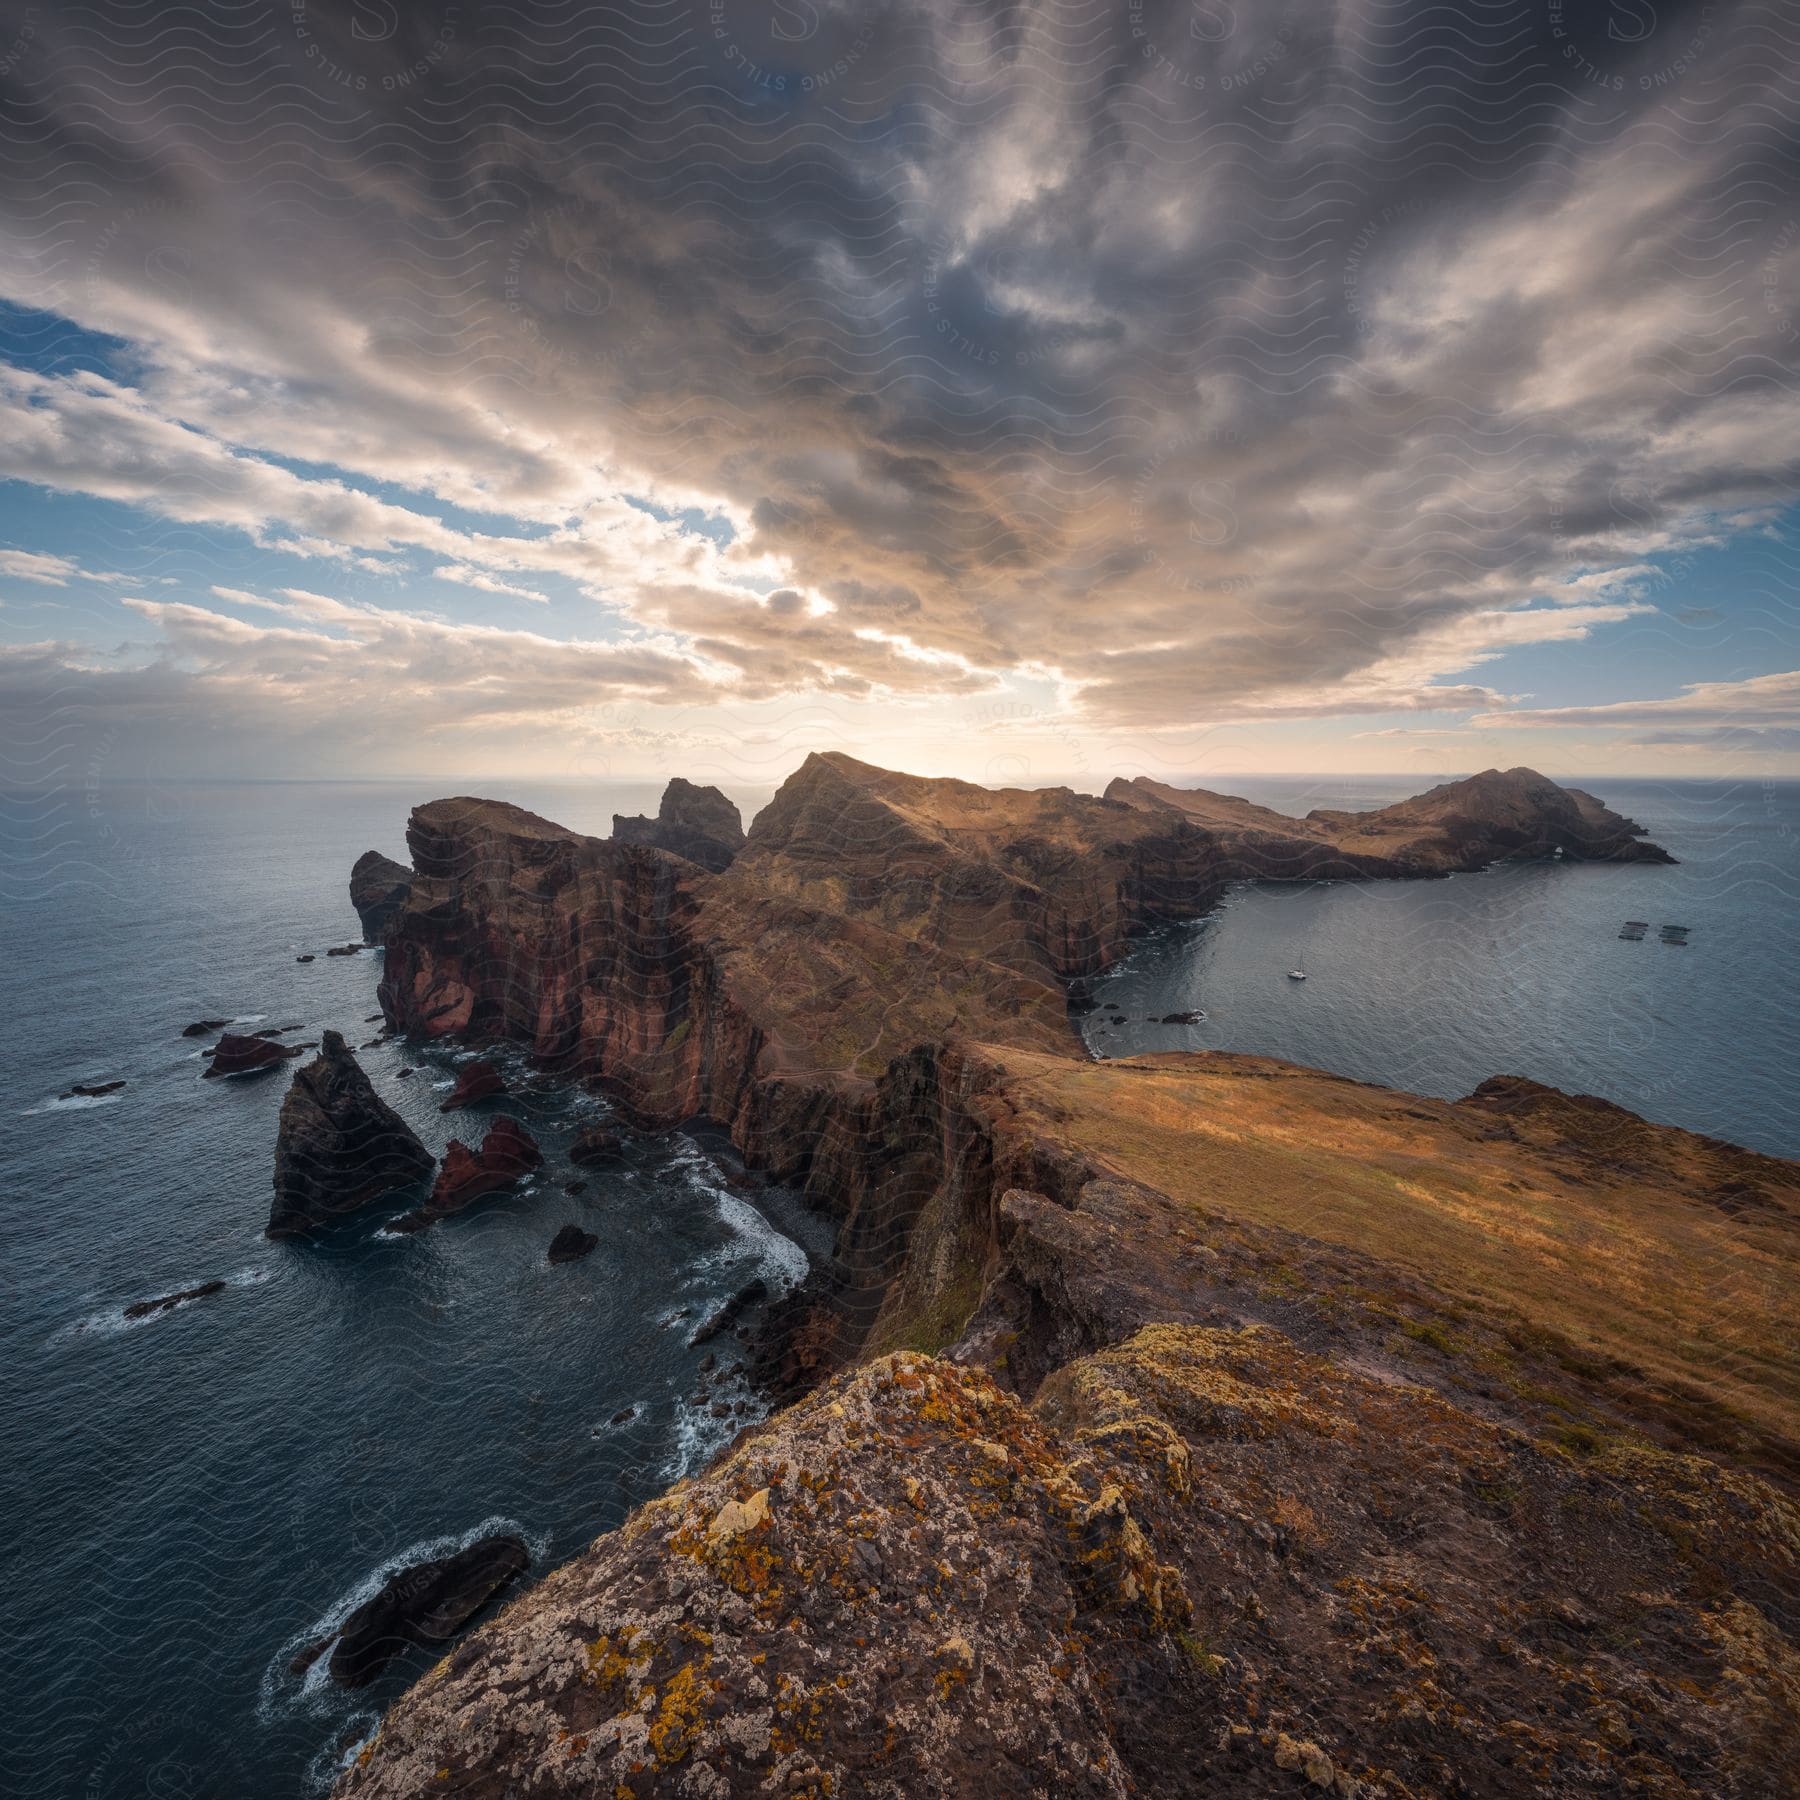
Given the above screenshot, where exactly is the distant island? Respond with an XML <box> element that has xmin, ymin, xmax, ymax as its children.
<box><xmin>325</xmin><ymin>758</ymin><xmax>1797</xmax><ymax>1800</ymax></box>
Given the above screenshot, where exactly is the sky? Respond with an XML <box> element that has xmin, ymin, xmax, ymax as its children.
<box><xmin>0</xmin><ymin>0</ymin><xmax>1796</xmax><ymax>794</ymax></box>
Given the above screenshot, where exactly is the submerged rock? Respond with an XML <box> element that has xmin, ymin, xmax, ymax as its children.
<box><xmin>180</xmin><ymin>1018</ymin><xmax>232</xmax><ymax>1038</ymax></box>
<box><xmin>62</xmin><ymin>1080</ymin><xmax>125</xmax><ymax>1098</ymax></box>
<box><xmin>547</xmin><ymin>1224</ymin><xmax>598</xmax><ymax>1264</ymax></box>
<box><xmin>123</xmin><ymin>1279</ymin><xmax>226</xmax><ymax>1320</ymax></box>
<box><xmin>439</xmin><ymin>1059</ymin><xmax>505</xmax><ymax>1111</ymax></box>
<box><xmin>268</xmin><ymin>1032</ymin><xmax>435</xmax><ymax>1238</ymax></box>
<box><xmin>205</xmin><ymin>1032</ymin><xmax>303</xmax><ymax>1078</ymax></box>
<box><xmin>328</xmin><ymin>1535</ymin><xmax>529</xmax><ymax>1688</ymax></box>
<box><xmin>296</xmin><ymin>954</ymin><xmax>315</xmax><ymax>963</ymax></box>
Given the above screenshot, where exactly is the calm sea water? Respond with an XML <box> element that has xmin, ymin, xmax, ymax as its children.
<box><xmin>0</xmin><ymin>778</ymin><xmax>809</xmax><ymax>1800</ymax></box>
<box><xmin>1082</xmin><ymin>776</ymin><xmax>1800</xmax><ymax>1159</ymax></box>
<box><xmin>2</xmin><ymin>773</ymin><xmax>1794</xmax><ymax>1798</ymax></box>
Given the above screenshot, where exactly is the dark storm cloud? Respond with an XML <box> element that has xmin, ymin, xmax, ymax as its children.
<box><xmin>0</xmin><ymin>0</ymin><xmax>1795</xmax><ymax>737</ymax></box>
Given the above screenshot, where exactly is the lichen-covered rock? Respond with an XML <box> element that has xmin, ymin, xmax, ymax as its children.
<box><xmin>337</xmin><ymin>1330</ymin><xmax>1798</xmax><ymax>1798</ymax></box>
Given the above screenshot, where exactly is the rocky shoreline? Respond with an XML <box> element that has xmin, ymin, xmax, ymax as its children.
<box><xmin>309</xmin><ymin>758</ymin><xmax>1799</xmax><ymax>1798</ymax></box>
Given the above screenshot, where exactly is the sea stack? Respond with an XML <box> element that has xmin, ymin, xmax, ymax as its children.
<box><xmin>269</xmin><ymin>1032</ymin><xmax>435</xmax><ymax>1238</ymax></box>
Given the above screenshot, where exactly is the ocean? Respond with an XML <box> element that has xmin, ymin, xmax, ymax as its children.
<box><xmin>2</xmin><ymin>772</ymin><xmax>1794</xmax><ymax>1797</ymax></box>
<box><xmin>1081</xmin><ymin>775</ymin><xmax>1800</xmax><ymax>1160</ymax></box>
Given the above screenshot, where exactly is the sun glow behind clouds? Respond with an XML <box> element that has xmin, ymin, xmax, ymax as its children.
<box><xmin>0</xmin><ymin>1</ymin><xmax>1795</xmax><ymax>781</ymax></box>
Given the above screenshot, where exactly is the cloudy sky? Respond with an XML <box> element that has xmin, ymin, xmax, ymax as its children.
<box><xmin>0</xmin><ymin>0</ymin><xmax>1796</xmax><ymax>790</ymax></box>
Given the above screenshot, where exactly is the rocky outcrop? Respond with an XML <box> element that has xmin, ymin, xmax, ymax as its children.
<box><xmin>338</xmin><ymin>1328</ymin><xmax>1799</xmax><ymax>1799</ymax></box>
<box><xmin>392</xmin><ymin>1117</ymin><xmax>543</xmax><ymax>1231</ymax></box>
<box><xmin>123</xmin><ymin>1279</ymin><xmax>226</xmax><ymax>1320</ymax></box>
<box><xmin>62</xmin><ymin>1079</ymin><xmax>125</xmax><ymax>1098</ymax></box>
<box><xmin>1107</xmin><ymin>764</ymin><xmax>1674</xmax><ymax>876</ymax></box>
<box><xmin>546</xmin><ymin>1224</ymin><xmax>598</xmax><ymax>1263</ymax></box>
<box><xmin>205</xmin><ymin>1032</ymin><xmax>303</xmax><ymax>1078</ymax></box>
<box><xmin>269</xmin><ymin>1032</ymin><xmax>435</xmax><ymax>1238</ymax></box>
<box><xmin>612</xmin><ymin>777</ymin><xmax>746</xmax><ymax>873</ymax></box>
<box><xmin>439</xmin><ymin>1059</ymin><xmax>505</xmax><ymax>1111</ymax></box>
<box><xmin>350</xmin><ymin>850</ymin><xmax>413</xmax><ymax>942</ymax></box>
<box><xmin>328</xmin><ymin>1535</ymin><xmax>530</xmax><ymax>1688</ymax></box>
<box><xmin>180</xmin><ymin>1018</ymin><xmax>231</xmax><ymax>1038</ymax></box>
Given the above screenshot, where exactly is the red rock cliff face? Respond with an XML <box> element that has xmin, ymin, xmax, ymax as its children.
<box><xmin>371</xmin><ymin>765</ymin><xmax>1228</xmax><ymax>1351</ymax></box>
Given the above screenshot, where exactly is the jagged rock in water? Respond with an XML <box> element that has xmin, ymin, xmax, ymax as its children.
<box><xmin>568</xmin><ymin>1125</ymin><xmax>623</xmax><ymax>1165</ymax></box>
<box><xmin>439</xmin><ymin>1059</ymin><xmax>505</xmax><ymax>1111</ymax></box>
<box><xmin>392</xmin><ymin>1117</ymin><xmax>543</xmax><ymax>1231</ymax></box>
<box><xmin>205</xmin><ymin>1032</ymin><xmax>303</xmax><ymax>1078</ymax></box>
<box><xmin>62</xmin><ymin>1080</ymin><xmax>125</xmax><ymax>1098</ymax></box>
<box><xmin>328</xmin><ymin>1535</ymin><xmax>529</xmax><ymax>1688</ymax></box>
<box><xmin>349</xmin><ymin>850</ymin><xmax>413</xmax><ymax>942</ymax></box>
<box><xmin>611</xmin><ymin>777</ymin><xmax>745</xmax><ymax>873</ymax></box>
<box><xmin>268</xmin><ymin>1032</ymin><xmax>434</xmax><ymax>1238</ymax></box>
<box><xmin>123</xmin><ymin>1279</ymin><xmax>226</xmax><ymax>1320</ymax></box>
<box><xmin>546</xmin><ymin>1223</ymin><xmax>598</xmax><ymax>1264</ymax></box>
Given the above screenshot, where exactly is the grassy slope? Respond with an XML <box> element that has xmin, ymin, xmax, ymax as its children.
<box><xmin>983</xmin><ymin>1046</ymin><xmax>1800</xmax><ymax>1456</ymax></box>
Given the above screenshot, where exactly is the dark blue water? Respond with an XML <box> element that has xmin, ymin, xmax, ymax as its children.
<box><xmin>1082</xmin><ymin>776</ymin><xmax>1800</xmax><ymax>1159</ymax></box>
<box><xmin>0</xmin><ymin>778</ymin><xmax>810</xmax><ymax>1799</ymax></box>
<box><xmin>4</xmin><ymin>774</ymin><xmax>1795</xmax><ymax>1799</ymax></box>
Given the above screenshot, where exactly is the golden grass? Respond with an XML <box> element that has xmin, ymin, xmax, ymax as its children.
<box><xmin>983</xmin><ymin>1045</ymin><xmax>1800</xmax><ymax>1451</ymax></box>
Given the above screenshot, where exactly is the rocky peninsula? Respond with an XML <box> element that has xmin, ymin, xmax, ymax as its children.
<box><xmin>331</xmin><ymin>758</ymin><xmax>1799</xmax><ymax>1799</ymax></box>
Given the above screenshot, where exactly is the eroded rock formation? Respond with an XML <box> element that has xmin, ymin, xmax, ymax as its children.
<box><xmin>612</xmin><ymin>776</ymin><xmax>746</xmax><ymax>873</ymax></box>
<box><xmin>269</xmin><ymin>1031</ymin><xmax>435</xmax><ymax>1238</ymax></box>
<box><xmin>328</xmin><ymin>1535</ymin><xmax>530</xmax><ymax>1688</ymax></box>
<box><xmin>349</xmin><ymin>850</ymin><xmax>413</xmax><ymax>942</ymax></box>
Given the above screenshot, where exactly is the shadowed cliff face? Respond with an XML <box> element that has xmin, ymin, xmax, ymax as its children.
<box><xmin>1106</xmin><ymin>765</ymin><xmax>1675</xmax><ymax>878</ymax></box>
<box><xmin>341</xmin><ymin>759</ymin><xmax>1797</xmax><ymax>1799</ymax></box>
<box><xmin>611</xmin><ymin>777</ymin><xmax>745</xmax><ymax>874</ymax></box>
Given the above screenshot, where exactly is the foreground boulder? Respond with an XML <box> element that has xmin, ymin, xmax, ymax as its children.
<box><xmin>439</xmin><ymin>1059</ymin><xmax>505</xmax><ymax>1111</ymax></box>
<box><xmin>328</xmin><ymin>1535</ymin><xmax>529</xmax><ymax>1688</ymax></box>
<box><xmin>392</xmin><ymin>1117</ymin><xmax>543</xmax><ymax>1231</ymax></box>
<box><xmin>205</xmin><ymin>1032</ymin><xmax>303</xmax><ymax>1078</ymax></box>
<box><xmin>334</xmin><ymin>1333</ymin><xmax>1798</xmax><ymax>1798</ymax></box>
<box><xmin>269</xmin><ymin>1032</ymin><xmax>435</xmax><ymax>1238</ymax></box>
<box><xmin>611</xmin><ymin>777</ymin><xmax>745</xmax><ymax>873</ymax></box>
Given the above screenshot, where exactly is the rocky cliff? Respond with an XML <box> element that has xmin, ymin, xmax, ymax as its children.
<box><xmin>336</xmin><ymin>759</ymin><xmax>1795</xmax><ymax>1798</ymax></box>
<box><xmin>1106</xmin><ymin>765</ymin><xmax>1673</xmax><ymax>877</ymax></box>
<box><xmin>338</xmin><ymin>1045</ymin><xmax>1799</xmax><ymax>1799</ymax></box>
<box><xmin>612</xmin><ymin>777</ymin><xmax>746</xmax><ymax>874</ymax></box>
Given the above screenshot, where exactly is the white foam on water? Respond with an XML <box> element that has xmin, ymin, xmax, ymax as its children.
<box><xmin>669</xmin><ymin>1138</ymin><xmax>808</xmax><ymax>1298</ymax></box>
<box><xmin>257</xmin><ymin>1513</ymin><xmax>547</xmax><ymax>1722</ymax></box>
<box><xmin>20</xmin><ymin>1090</ymin><xmax>125</xmax><ymax>1116</ymax></box>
